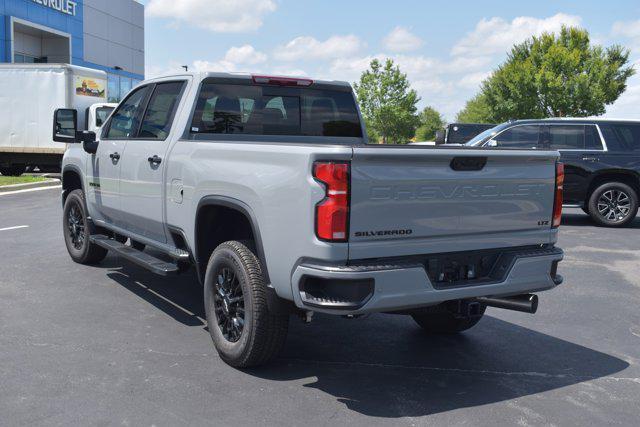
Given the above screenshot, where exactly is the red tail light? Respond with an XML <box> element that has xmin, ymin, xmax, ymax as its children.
<box><xmin>313</xmin><ymin>162</ymin><xmax>350</xmax><ymax>241</ymax></box>
<box><xmin>553</xmin><ymin>162</ymin><xmax>564</xmax><ymax>228</ymax></box>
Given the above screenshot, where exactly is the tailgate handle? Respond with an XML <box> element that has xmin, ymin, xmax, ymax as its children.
<box><xmin>450</xmin><ymin>157</ymin><xmax>487</xmax><ymax>171</ymax></box>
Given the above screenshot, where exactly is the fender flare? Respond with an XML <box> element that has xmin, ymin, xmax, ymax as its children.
<box><xmin>195</xmin><ymin>196</ymin><xmax>270</xmax><ymax>284</ymax></box>
<box><xmin>61</xmin><ymin>164</ymin><xmax>85</xmax><ymax>205</ymax></box>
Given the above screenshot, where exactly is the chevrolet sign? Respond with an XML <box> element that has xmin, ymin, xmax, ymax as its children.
<box><xmin>31</xmin><ymin>0</ymin><xmax>77</xmax><ymax>16</ymax></box>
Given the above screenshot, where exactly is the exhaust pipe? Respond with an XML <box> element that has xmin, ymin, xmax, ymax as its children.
<box><xmin>476</xmin><ymin>294</ymin><xmax>538</xmax><ymax>314</ymax></box>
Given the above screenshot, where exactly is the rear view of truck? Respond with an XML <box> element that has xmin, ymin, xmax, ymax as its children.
<box><xmin>295</xmin><ymin>144</ymin><xmax>564</xmax><ymax>319</ymax></box>
<box><xmin>0</xmin><ymin>64</ymin><xmax>108</xmax><ymax>175</ymax></box>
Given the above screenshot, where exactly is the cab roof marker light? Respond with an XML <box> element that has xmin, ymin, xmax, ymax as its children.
<box><xmin>252</xmin><ymin>75</ymin><xmax>314</xmax><ymax>87</ymax></box>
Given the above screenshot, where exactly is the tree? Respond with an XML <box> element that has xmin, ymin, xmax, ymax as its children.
<box><xmin>354</xmin><ymin>58</ymin><xmax>420</xmax><ymax>144</ymax></box>
<box><xmin>480</xmin><ymin>26</ymin><xmax>635</xmax><ymax>121</ymax></box>
<box><xmin>455</xmin><ymin>93</ymin><xmax>494</xmax><ymax>123</ymax></box>
<box><xmin>415</xmin><ymin>106</ymin><xmax>445</xmax><ymax>141</ymax></box>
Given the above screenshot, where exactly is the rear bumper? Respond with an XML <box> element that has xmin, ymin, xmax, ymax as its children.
<box><xmin>291</xmin><ymin>247</ymin><xmax>564</xmax><ymax>315</ymax></box>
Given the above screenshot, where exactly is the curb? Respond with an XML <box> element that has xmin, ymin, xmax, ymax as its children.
<box><xmin>0</xmin><ymin>178</ymin><xmax>61</xmax><ymax>193</ymax></box>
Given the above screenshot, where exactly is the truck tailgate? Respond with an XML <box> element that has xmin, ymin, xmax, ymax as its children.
<box><xmin>348</xmin><ymin>147</ymin><xmax>559</xmax><ymax>260</ymax></box>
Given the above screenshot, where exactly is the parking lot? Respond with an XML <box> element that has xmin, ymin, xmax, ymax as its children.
<box><xmin>1</xmin><ymin>187</ymin><xmax>639</xmax><ymax>426</ymax></box>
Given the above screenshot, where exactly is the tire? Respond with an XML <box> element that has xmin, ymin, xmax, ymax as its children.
<box><xmin>204</xmin><ymin>241</ymin><xmax>289</xmax><ymax>368</ymax></box>
<box><xmin>63</xmin><ymin>189</ymin><xmax>108</xmax><ymax>264</ymax></box>
<box><xmin>412</xmin><ymin>304</ymin><xmax>486</xmax><ymax>334</ymax></box>
<box><xmin>581</xmin><ymin>206</ymin><xmax>590</xmax><ymax>215</ymax></box>
<box><xmin>0</xmin><ymin>165</ymin><xmax>26</xmax><ymax>176</ymax></box>
<box><xmin>588</xmin><ymin>182</ymin><xmax>639</xmax><ymax>227</ymax></box>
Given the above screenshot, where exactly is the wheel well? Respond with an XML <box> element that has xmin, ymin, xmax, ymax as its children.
<box><xmin>587</xmin><ymin>172</ymin><xmax>640</xmax><ymax>202</ymax></box>
<box><xmin>195</xmin><ymin>204</ymin><xmax>259</xmax><ymax>281</ymax></box>
<box><xmin>62</xmin><ymin>169</ymin><xmax>83</xmax><ymax>204</ymax></box>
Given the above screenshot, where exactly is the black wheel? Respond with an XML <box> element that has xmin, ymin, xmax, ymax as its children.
<box><xmin>588</xmin><ymin>182</ymin><xmax>638</xmax><ymax>227</ymax></box>
<box><xmin>63</xmin><ymin>189</ymin><xmax>108</xmax><ymax>264</ymax></box>
<box><xmin>204</xmin><ymin>241</ymin><xmax>289</xmax><ymax>368</ymax></box>
<box><xmin>412</xmin><ymin>304</ymin><xmax>486</xmax><ymax>334</ymax></box>
<box><xmin>0</xmin><ymin>164</ymin><xmax>26</xmax><ymax>176</ymax></box>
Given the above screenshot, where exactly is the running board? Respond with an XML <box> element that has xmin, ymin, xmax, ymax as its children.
<box><xmin>90</xmin><ymin>235</ymin><xmax>179</xmax><ymax>276</ymax></box>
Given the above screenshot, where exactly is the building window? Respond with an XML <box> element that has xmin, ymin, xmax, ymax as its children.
<box><xmin>119</xmin><ymin>78</ymin><xmax>132</xmax><ymax>100</ymax></box>
<box><xmin>108</xmin><ymin>74</ymin><xmax>120</xmax><ymax>103</ymax></box>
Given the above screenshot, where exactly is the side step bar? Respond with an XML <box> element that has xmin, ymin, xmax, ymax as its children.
<box><xmin>90</xmin><ymin>235</ymin><xmax>179</xmax><ymax>276</ymax></box>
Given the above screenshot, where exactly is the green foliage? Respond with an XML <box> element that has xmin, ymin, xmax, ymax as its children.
<box><xmin>354</xmin><ymin>58</ymin><xmax>420</xmax><ymax>144</ymax></box>
<box><xmin>480</xmin><ymin>26</ymin><xmax>635</xmax><ymax>121</ymax></box>
<box><xmin>415</xmin><ymin>106</ymin><xmax>445</xmax><ymax>141</ymax></box>
<box><xmin>455</xmin><ymin>93</ymin><xmax>494</xmax><ymax>123</ymax></box>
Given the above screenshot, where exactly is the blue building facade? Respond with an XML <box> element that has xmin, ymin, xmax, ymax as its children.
<box><xmin>1</xmin><ymin>0</ymin><xmax>144</xmax><ymax>101</ymax></box>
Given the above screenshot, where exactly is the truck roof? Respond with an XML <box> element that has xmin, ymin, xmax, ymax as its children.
<box><xmin>146</xmin><ymin>71</ymin><xmax>353</xmax><ymax>89</ymax></box>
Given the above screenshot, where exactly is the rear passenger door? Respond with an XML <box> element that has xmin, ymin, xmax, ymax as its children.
<box><xmin>543</xmin><ymin>124</ymin><xmax>604</xmax><ymax>204</ymax></box>
<box><xmin>117</xmin><ymin>80</ymin><xmax>187</xmax><ymax>243</ymax></box>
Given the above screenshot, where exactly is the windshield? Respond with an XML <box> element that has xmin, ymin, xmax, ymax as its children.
<box><xmin>464</xmin><ymin>123</ymin><xmax>509</xmax><ymax>146</ymax></box>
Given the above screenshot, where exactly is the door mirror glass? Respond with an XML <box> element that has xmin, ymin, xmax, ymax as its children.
<box><xmin>53</xmin><ymin>109</ymin><xmax>78</xmax><ymax>143</ymax></box>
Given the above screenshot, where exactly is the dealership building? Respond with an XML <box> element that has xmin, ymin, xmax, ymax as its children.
<box><xmin>0</xmin><ymin>0</ymin><xmax>144</xmax><ymax>102</ymax></box>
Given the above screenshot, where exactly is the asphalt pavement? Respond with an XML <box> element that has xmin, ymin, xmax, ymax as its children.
<box><xmin>1</xmin><ymin>188</ymin><xmax>639</xmax><ymax>426</ymax></box>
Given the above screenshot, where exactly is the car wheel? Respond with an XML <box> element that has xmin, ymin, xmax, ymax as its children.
<box><xmin>412</xmin><ymin>304</ymin><xmax>486</xmax><ymax>334</ymax></box>
<box><xmin>63</xmin><ymin>189</ymin><xmax>108</xmax><ymax>264</ymax></box>
<box><xmin>204</xmin><ymin>241</ymin><xmax>289</xmax><ymax>368</ymax></box>
<box><xmin>588</xmin><ymin>182</ymin><xmax>639</xmax><ymax>227</ymax></box>
<box><xmin>0</xmin><ymin>164</ymin><xmax>26</xmax><ymax>176</ymax></box>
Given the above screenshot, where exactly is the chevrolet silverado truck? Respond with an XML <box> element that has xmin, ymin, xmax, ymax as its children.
<box><xmin>53</xmin><ymin>72</ymin><xmax>565</xmax><ymax>368</ymax></box>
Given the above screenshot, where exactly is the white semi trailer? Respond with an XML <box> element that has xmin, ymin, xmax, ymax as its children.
<box><xmin>0</xmin><ymin>64</ymin><xmax>115</xmax><ymax>176</ymax></box>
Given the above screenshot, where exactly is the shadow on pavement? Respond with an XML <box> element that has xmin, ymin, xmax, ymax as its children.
<box><xmin>103</xmin><ymin>259</ymin><xmax>629</xmax><ymax>419</ymax></box>
<box><xmin>561</xmin><ymin>212</ymin><xmax>640</xmax><ymax>228</ymax></box>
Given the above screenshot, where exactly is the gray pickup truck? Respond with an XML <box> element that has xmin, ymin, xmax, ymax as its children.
<box><xmin>53</xmin><ymin>73</ymin><xmax>565</xmax><ymax>367</ymax></box>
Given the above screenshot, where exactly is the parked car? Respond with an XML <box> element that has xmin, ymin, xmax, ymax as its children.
<box><xmin>53</xmin><ymin>72</ymin><xmax>564</xmax><ymax>368</ymax></box>
<box><xmin>435</xmin><ymin>123</ymin><xmax>497</xmax><ymax>145</ymax></box>
<box><xmin>466</xmin><ymin>119</ymin><xmax>640</xmax><ymax>227</ymax></box>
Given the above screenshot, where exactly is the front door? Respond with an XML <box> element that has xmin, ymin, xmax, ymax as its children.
<box><xmin>86</xmin><ymin>85</ymin><xmax>151</xmax><ymax>227</ymax></box>
<box><xmin>545</xmin><ymin>124</ymin><xmax>604</xmax><ymax>204</ymax></box>
<box><xmin>117</xmin><ymin>81</ymin><xmax>187</xmax><ymax>243</ymax></box>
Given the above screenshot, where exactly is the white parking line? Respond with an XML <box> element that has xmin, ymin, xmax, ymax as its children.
<box><xmin>0</xmin><ymin>185</ymin><xmax>61</xmax><ymax>197</ymax></box>
<box><xmin>0</xmin><ymin>225</ymin><xmax>29</xmax><ymax>232</ymax></box>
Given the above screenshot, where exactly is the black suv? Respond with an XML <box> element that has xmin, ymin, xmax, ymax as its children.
<box><xmin>466</xmin><ymin>119</ymin><xmax>640</xmax><ymax>227</ymax></box>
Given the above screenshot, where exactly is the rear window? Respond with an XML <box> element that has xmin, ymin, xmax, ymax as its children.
<box><xmin>190</xmin><ymin>83</ymin><xmax>362</xmax><ymax>138</ymax></box>
<box><xmin>600</xmin><ymin>123</ymin><xmax>640</xmax><ymax>151</ymax></box>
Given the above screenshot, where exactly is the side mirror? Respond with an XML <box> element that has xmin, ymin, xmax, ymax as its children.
<box><xmin>434</xmin><ymin>130</ymin><xmax>446</xmax><ymax>145</ymax></box>
<box><xmin>77</xmin><ymin>131</ymin><xmax>98</xmax><ymax>154</ymax></box>
<box><xmin>53</xmin><ymin>109</ymin><xmax>78</xmax><ymax>143</ymax></box>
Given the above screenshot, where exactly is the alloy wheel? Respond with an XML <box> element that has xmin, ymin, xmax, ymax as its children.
<box><xmin>67</xmin><ymin>203</ymin><xmax>86</xmax><ymax>250</ymax></box>
<box><xmin>213</xmin><ymin>265</ymin><xmax>245</xmax><ymax>342</ymax></box>
<box><xmin>597</xmin><ymin>189</ymin><xmax>631</xmax><ymax>223</ymax></box>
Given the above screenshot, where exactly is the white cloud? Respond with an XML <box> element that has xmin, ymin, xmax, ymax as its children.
<box><xmin>146</xmin><ymin>0</ymin><xmax>276</xmax><ymax>33</ymax></box>
<box><xmin>224</xmin><ymin>45</ymin><xmax>267</xmax><ymax>65</ymax></box>
<box><xmin>612</xmin><ymin>19</ymin><xmax>640</xmax><ymax>52</ymax></box>
<box><xmin>452</xmin><ymin>13</ymin><xmax>582</xmax><ymax>57</ymax></box>
<box><xmin>274</xmin><ymin>35</ymin><xmax>365</xmax><ymax>61</ymax></box>
<box><xmin>458</xmin><ymin>71</ymin><xmax>491</xmax><ymax>89</ymax></box>
<box><xmin>383</xmin><ymin>26</ymin><xmax>423</xmax><ymax>52</ymax></box>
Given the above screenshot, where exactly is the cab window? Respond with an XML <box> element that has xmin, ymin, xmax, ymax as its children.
<box><xmin>104</xmin><ymin>86</ymin><xmax>150</xmax><ymax>139</ymax></box>
<box><xmin>138</xmin><ymin>82</ymin><xmax>186</xmax><ymax>140</ymax></box>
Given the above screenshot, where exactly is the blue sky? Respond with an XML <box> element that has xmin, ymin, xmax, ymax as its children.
<box><xmin>138</xmin><ymin>0</ymin><xmax>640</xmax><ymax>121</ymax></box>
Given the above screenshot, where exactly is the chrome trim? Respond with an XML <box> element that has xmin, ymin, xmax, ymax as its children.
<box><xmin>595</xmin><ymin>124</ymin><xmax>609</xmax><ymax>152</ymax></box>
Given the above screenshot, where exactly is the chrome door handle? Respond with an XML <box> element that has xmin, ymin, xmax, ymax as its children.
<box><xmin>148</xmin><ymin>155</ymin><xmax>162</xmax><ymax>165</ymax></box>
<box><xmin>109</xmin><ymin>152</ymin><xmax>120</xmax><ymax>161</ymax></box>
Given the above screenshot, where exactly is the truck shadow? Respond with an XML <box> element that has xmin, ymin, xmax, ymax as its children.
<box><xmin>104</xmin><ymin>261</ymin><xmax>629</xmax><ymax>419</ymax></box>
<box><xmin>561</xmin><ymin>211</ymin><xmax>640</xmax><ymax>228</ymax></box>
